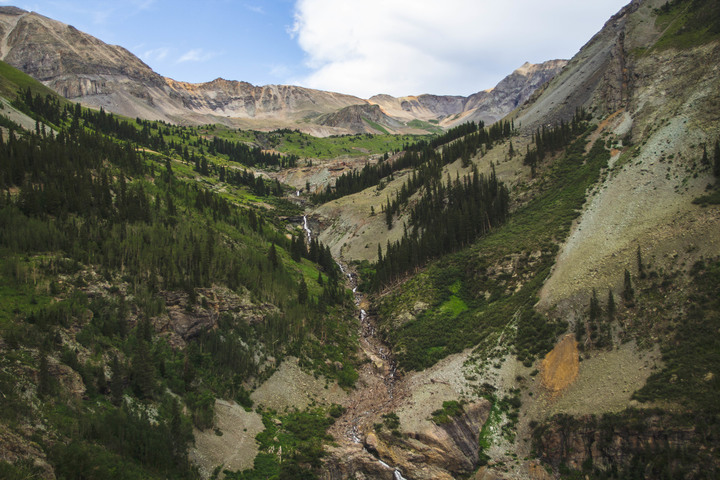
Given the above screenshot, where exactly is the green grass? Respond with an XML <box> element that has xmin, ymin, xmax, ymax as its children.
<box><xmin>227</xmin><ymin>129</ymin><xmax>426</xmax><ymax>160</ymax></box>
<box><xmin>363</xmin><ymin>118</ymin><xmax>390</xmax><ymax>135</ymax></box>
<box><xmin>407</xmin><ymin>119</ymin><xmax>444</xmax><ymax>133</ymax></box>
<box><xmin>0</xmin><ymin>61</ymin><xmax>61</xmax><ymax>100</ymax></box>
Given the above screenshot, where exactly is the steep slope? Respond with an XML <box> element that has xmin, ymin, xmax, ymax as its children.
<box><xmin>310</xmin><ymin>0</ymin><xmax>720</xmax><ymax>478</ymax></box>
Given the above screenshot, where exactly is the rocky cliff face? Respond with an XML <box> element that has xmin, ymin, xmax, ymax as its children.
<box><xmin>514</xmin><ymin>2</ymin><xmax>640</xmax><ymax>131</ymax></box>
<box><xmin>534</xmin><ymin>413</ymin><xmax>705</xmax><ymax>477</ymax></box>
<box><xmin>0</xmin><ymin>7</ymin><xmax>565</xmax><ymax>134</ymax></box>
<box><xmin>323</xmin><ymin>400</ymin><xmax>491</xmax><ymax>480</ymax></box>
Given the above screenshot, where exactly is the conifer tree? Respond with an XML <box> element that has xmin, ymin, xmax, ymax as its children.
<box><xmin>298</xmin><ymin>278</ymin><xmax>308</xmax><ymax>304</ymax></box>
<box><xmin>110</xmin><ymin>354</ymin><xmax>124</xmax><ymax>406</ymax></box>
<box><xmin>637</xmin><ymin>245</ymin><xmax>645</xmax><ymax>279</ymax></box>
<box><xmin>623</xmin><ymin>269</ymin><xmax>634</xmax><ymax>305</ymax></box>
<box><xmin>268</xmin><ymin>243</ymin><xmax>278</xmax><ymax>270</ymax></box>
<box><xmin>607</xmin><ymin>289</ymin><xmax>616</xmax><ymax>320</ymax></box>
<box><xmin>385</xmin><ymin>199</ymin><xmax>393</xmax><ymax>229</ymax></box>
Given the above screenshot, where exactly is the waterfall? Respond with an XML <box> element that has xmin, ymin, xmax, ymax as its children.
<box><xmin>302</xmin><ymin>215</ymin><xmax>312</xmax><ymax>243</ymax></box>
<box><xmin>376</xmin><ymin>458</ymin><xmax>407</xmax><ymax>480</ymax></box>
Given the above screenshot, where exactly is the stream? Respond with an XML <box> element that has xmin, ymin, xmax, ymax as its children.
<box><xmin>302</xmin><ymin>215</ymin><xmax>406</xmax><ymax>480</ymax></box>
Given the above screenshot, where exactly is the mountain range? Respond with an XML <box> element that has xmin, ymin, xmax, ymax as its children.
<box><xmin>0</xmin><ymin>0</ymin><xmax>719</xmax><ymax>479</ymax></box>
<box><xmin>0</xmin><ymin>5</ymin><xmax>565</xmax><ymax>135</ymax></box>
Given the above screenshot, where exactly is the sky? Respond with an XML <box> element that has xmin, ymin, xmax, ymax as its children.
<box><xmin>4</xmin><ymin>0</ymin><xmax>630</xmax><ymax>98</ymax></box>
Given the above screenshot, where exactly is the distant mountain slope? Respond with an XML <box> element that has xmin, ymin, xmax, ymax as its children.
<box><xmin>0</xmin><ymin>6</ymin><xmax>565</xmax><ymax>135</ymax></box>
<box><xmin>369</xmin><ymin>60</ymin><xmax>568</xmax><ymax>127</ymax></box>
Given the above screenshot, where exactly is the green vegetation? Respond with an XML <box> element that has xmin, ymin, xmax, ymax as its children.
<box><xmin>430</xmin><ymin>400</ymin><xmax>465</xmax><ymax>425</ymax></box>
<box><xmin>380</xmin><ymin>128</ymin><xmax>609</xmax><ymax>370</ymax></box>
<box><xmin>407</xmin><ymin>119</ymin><xmax>444</xmax><ymax>133</ymax></box>
<box><xmin>652</xmin><ymin>0</ymin><xmax>720</xmax><ymax>50</ymax></box>
<box><xmin>0</xmin><ymin>62</ymin><xmax>359</xmax><ymax>478</ymax></box>
<box><xmin>363</xmin><ymin>117</ymin><xmax>390</xmax><ymax>134</ymax></box>
<box><xmin>241</xmin><ymin>128</ymin><xmax>421</xmax><ymax>160</ymax></box>
<box><xmin>226</xmin><ymin>408</ymin><xmax>335</xmax><ymax>479</ymax></box>
<box><xmin>0</xmin><ymin>60</ymin><xmax>61</xmax><ymax>100</ymax></box>
<box><xmin>534</xmin><ymin>259</ymin><xmax>720</xmax><ymax>479</ymax></box>
<box><xmin>374</xmin><ymin>165</ymin><xmax>510</xmax><ymax>289</ymax></box>
<box><xmin>633</xmin><ymin>259</ymin><xmax>720</xmax><ymax>412</ymax></box>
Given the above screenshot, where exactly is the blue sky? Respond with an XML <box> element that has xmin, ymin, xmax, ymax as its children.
<box><xmin>6</xmin><ymin>0</ymin><xmax>630</xmax><ymax>98</ymax></box>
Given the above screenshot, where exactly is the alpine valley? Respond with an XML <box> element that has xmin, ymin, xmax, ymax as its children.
<box><xmin>0</xmin><ymin>1</ymin><xmax>719</xmax><ymax>479</ymax></box>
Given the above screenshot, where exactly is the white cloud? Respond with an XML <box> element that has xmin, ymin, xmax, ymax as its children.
<box><xmin>142</xmin><ymin>47</ymin><xmax>170</xmax><ymax>62</ymax></box>
<box><xmin>291</xmin><ymin>0</ymin><xmax>629</xmax><ymax>98</ymax></box>
<box><xmin>177</xmin><ymin>48</ymin><xmax>220</xmax><ymax>63</ymax></box>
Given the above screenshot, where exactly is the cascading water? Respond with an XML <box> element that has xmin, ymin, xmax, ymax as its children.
<box><xmin>302</xmin><ymin>212</ymin><xmax>404</xmax><ymax>477</ymax></box>
<box><xmin>302</xmin><ymin>215</ymin><xmax>312</xmax><ymax>243</ymax></box>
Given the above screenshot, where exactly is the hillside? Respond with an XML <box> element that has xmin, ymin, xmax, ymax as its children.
<box><xmin>0</xmin><ymin>0</ymin><xmax>719</xmax><ymax>479</ymax></box>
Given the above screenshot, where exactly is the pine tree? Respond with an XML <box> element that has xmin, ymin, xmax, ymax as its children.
<box><xmin>110</xmin><ymin>354</ymin><xmax>124</xmax><ymax>406</ymax></box>
<box><xmin>637</xmin><ymin>245</ymin><xmax>645</xmax><ymax>279</ymax></box>
<box><xmin>385</xmin><ymin>199</ymin><xmax>393</xmax><ymax>229</ymax></box>
<box><xmin>607</xmin><ymin>289</ymin><xmax>616</xmax><ymax>320</ymax></box>
<box><xmin>298</xmin><ymin>278</ymin><xmax>308</xmax><ymax>305</ymax></box>
<box><xmin>132</xmin><ymin>337</ymin><xmax>156</xmax><ymax>399</ymax></box>
<box><xmin>268</xmin><ymin>243</ymin><xmax>278</xmax><ymax>269</ymax></box>
<box><xmin>623</xmin><ymin>269</ymin><xmax>634</xmax><ymax>305</ymax></box>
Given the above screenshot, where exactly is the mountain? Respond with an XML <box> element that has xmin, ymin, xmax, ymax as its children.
<box><xmin>0</xmin><ymin>6</ymin><xmax>564</xmax><ymax>135</ymax></box>
<box><xmin>368</xmin><ymin>60</ymin><xmax>568</xmax><ymax>126</ymax></box>
<box><xmin>1</xmin><ymin>0</ymin><xmax>719</xmax><ymax>479</ymax></box>
<box><xmin>310</xmin><ymin>0</ymin><xmax>720</xmax><ymax>477</ymax></box>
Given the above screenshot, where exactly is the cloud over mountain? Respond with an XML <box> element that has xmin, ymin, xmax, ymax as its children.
<box><xmin>291</xmin><ymin>0</ymin><xmax>628</xmax><ymax>97</ymax></box>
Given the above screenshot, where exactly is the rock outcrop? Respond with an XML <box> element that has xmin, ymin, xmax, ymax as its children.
<box><xmin>323</xmin><ymin>399</ymin><xmax>491</xmax><ymax>480</ymax></box>
<box><xmin>152</xmin><ymin>286</ymin><xmax>277</xmax><ymax>348</ymax></box>
<box><xmin>534</xmin><ymin>412</ymin><xmax>704</xmax><ymax>477</ymax></box>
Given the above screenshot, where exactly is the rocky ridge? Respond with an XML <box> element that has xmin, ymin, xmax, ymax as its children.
<box><xmin>0</xmin><ymin>6</ymin><xmax>565</xmax><ymax>135</ymax></box>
